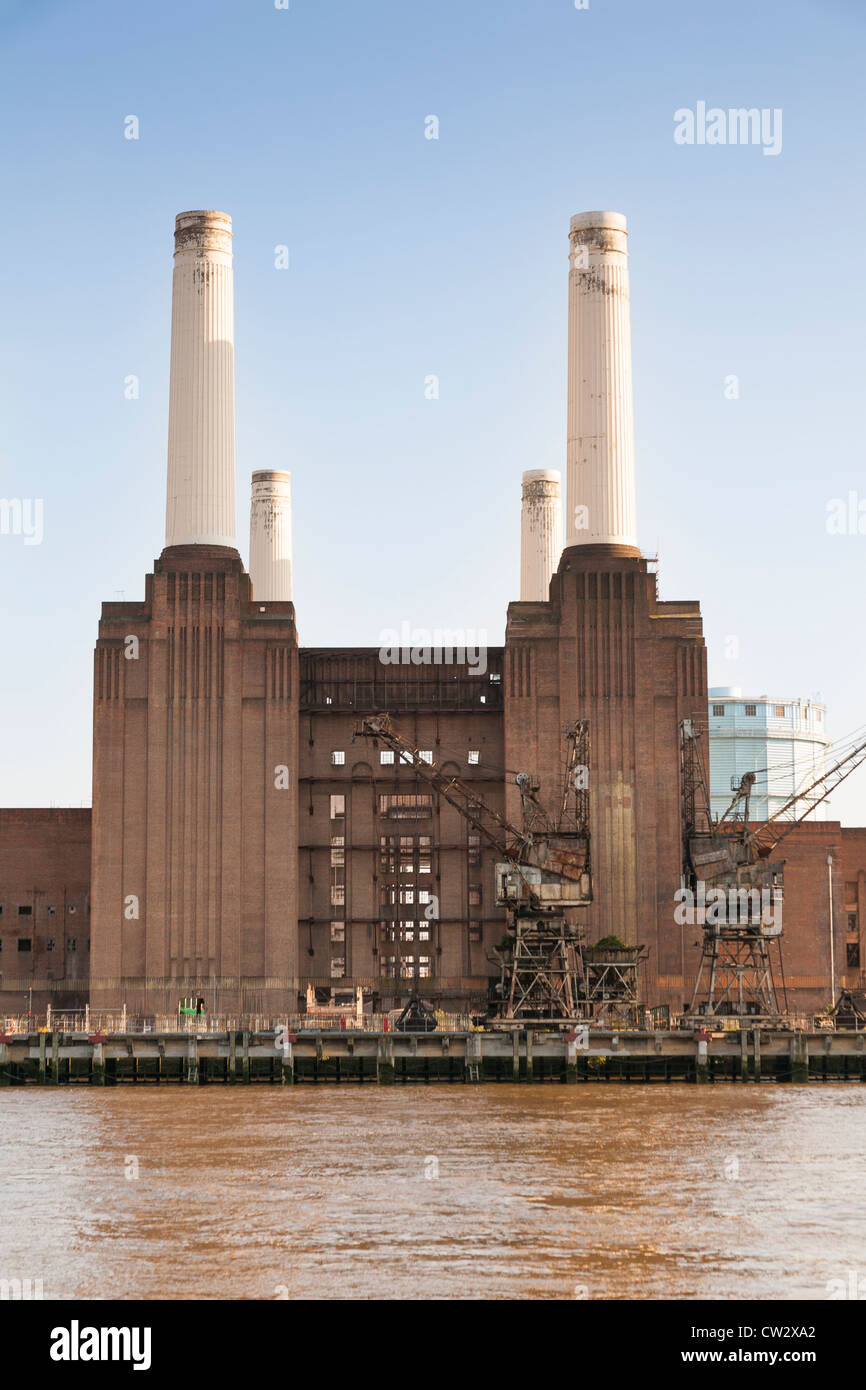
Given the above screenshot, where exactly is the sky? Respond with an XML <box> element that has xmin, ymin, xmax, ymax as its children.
<box><xmin>1</xmin><ymin>0</ymin><xmax>865</xmax><ymax>820</ymax></box>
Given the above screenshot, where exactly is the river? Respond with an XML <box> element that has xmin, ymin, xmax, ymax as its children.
<box><xmin>0</xmin><ymin>1086</ymin><xmax>863</xmax><ymax>1300</ymax></box>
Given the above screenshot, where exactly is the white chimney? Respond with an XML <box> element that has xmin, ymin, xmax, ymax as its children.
<box><xmin>565</xmin><ymin>211</ymin><xmax>638</xmax><ymax>551</ymax></box>
<box><xmin>249</xmin><ymin>470</ymin><xmax>293</xmax><ymax>601</ymax></box>
<box><xmin>165</xmin><ymin>210</ymin><xmax>237</xmax><ymax>550</ymax></box>
<box><xmin>520</xmin><ymin>469</ymin><xmax>562</xmax><ymax>601</ymax></box>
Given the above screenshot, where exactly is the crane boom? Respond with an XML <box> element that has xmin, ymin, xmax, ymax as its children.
<box><xmin>352</xmin><ymin>713</ymin><xmax>525</xmax><ymax>860</ymax></box>
<box><xmin>747</xmin><ymin>734</ymin><xmax>866</xmax><ymax>857</ymax></box>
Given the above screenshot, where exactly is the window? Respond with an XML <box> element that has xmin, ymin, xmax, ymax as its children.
<box><xmin>18</xmin><ymin>938</ymin><xmax>32</xmax><ymax>952</ymax></box>
<box><xmin>399</xmin><ymin>956</ymin><xmax>416</xmax><ymax>979</ymax></box>
<box><xmin>468</xmin><ymin>834</ymin><xmax>482</xmax><ymax>867</ymax></box>
<box><xmin>816</xmin><ymin>710</ymin><xmax>822</xmax><ymax>722</ymax></box>
<box><xmin>419</xmin><ymin>751</ymin><xmax>433</xmax><ymax>764</ymax></box>
<box><xmin>47</xmin><ymin>906</ymin><xmax>56</xmax><ymax>916</ymax></box>
<box><xmin>331</xmin><ymin>750</ymin><xmax>345</xmax><ymax>766</ymax></box>
<box><xmin>380</xmin><ymin>750</ymin><xmax>395</xmax><ymax>765</ymax></box>
<box><xmin>17</xmin><ymin>905</ymin><xmax>32</xmax><ymax>916</ymax></box>
<box><xmin>330</xmin><ymin>922</ymin><xmax>345</xmax><ymax>942</ymax></box>
<box><xmin>469</xmin><ymin>926</ymin><xmax>482</xmax><ymax>943</ymax></box>
<box><xmin>330</xmin><ymin>836</ymin><xmax>345</xmax><ymax>867</ymax></box>
<box><xmin>68</xmin><ymin>938</ymin><xmax>77</xmax><ymax>952</ymax></box>
<box><xmin>745</xmin><ymin>704</ymin><xmax>756</xmax><ymax>717</ymax></box>
<box><xmin>378</xmin><ymin>794</ymin><xmax>433</xmax><ymax>819</ymax></box>
<box><xmin>330</xmin><ymin>885</ymin><xmax>345</xmax><ymax>907</ymax></box>
<box><xmin>330</xmin><ymin>794</ymin><xmax>345</xmax><ymax>819</ymax></box>
<box><xmin>468</xmin><ymin>884</ymin><xmax>482</xmax><ymax>907</ymax></box>
<box><xmin>46</xmin><ymin>939</ymin><xmax>55</xmax><ymax>952</ymax></box>
<box><xmin>418</xmin><ymin>889</ymin><xmax>431</xmax><ymax>905</ymax></box>
<box><xmin>418</xmin><ymin>957</ymin><xmax>431</xmax><ymax>979</ymax></box>
<box><xmin>330</xmin><ymin>957</ymin><xmax>345</xmax><ymax>979</ymax></box>
<box><xmin>847</xmin><ymin>942</ymin><xmax>861</xmax><ymax>968</ymax></box>
<box><xmin>467</xmin><ymin>750</ymin><xmax>480</xmax><ymax>765</ymax></box>
<box><xmin>68</xmin><ymin>905</ymin><xmax>76</xmax><ymax>915</ymax></box>
<box><xmin>712</xmin><ymin>705</ymin><xmax>725</xmax><ymax>717</ymax></box>
<box><xmin>382</xmin><ymin>954</ymin><xmax>397</xmax><ymax>978</ymax></box>
<box><xmin>847</xmin><ymin>912</ymin><xmax>858</xmax><ymax>933</ymax></box>
<box><xmin>774</xmin><ymin>705</ymin><xmax>785</xmax><ymax>718</ymax></box>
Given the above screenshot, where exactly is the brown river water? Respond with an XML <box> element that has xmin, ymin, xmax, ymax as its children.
<box><xmin>0</xmin><ymin>1086</ymin><xmax>863</xmax><ymax>1300</ymax></box>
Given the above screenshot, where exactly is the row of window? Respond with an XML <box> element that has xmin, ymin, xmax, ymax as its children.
<box><xmin>712</xmin><ymin>703</ymin><xmax>822</xmax><ymax>721</ymax></box>
<box><xmin>329</xmin><ymin>956</ymin><xmax>433</xmax><ymax>979</ymax></box>
<box><xmin>331</xmin><ymin>792</ymin><xmax>483</xmax><ymax>823</ymax></box>
<box><xmin>0</xmin><ymin>938</ymin><xmax>81</xmax><ymax>952</ymax></box>
<box><xmin>330</xmin><ymin>750</ymin><xmax>481</xmax><ymax>766</ymax></box>
<box><xmin>0</xmin><ymin>905</ymin><xmax>80</xmax><ymax>916</ymax></box>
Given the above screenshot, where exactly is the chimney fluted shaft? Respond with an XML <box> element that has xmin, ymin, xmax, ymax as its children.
<box><xmin>165</xmin><ymin>210</ymin><xmax>237</xmax><ymax>550</ymax></box>
<box><xmin>249</xmin><ymin>470</ymin><xmax>293</xmax><ymax>601</ymax></box>
<box><xmin>566</xmin><ymin>211</ymin><xmax>638</xmax><ymax>552</ymax></box>
<box><xmin>520</xmin><ymin>470</ymin><xmax>562</xmax><ymax>601</ymax></box>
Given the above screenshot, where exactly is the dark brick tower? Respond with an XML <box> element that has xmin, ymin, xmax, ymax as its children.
<box><xmin>90</xmin><ymin>213</ymin><xmax>299</xmax><ymax>1012</ymax></box>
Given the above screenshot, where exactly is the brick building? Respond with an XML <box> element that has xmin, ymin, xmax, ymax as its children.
<box><xmin>0</xmin><ymin>208</ymin><xmax>862</xmax><ymax>1019</ymax></box>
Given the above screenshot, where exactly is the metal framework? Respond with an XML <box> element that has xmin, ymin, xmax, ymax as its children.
<box><xmin>581</xmin><ymin>943</ymin><xmax>648</xmax><ymax>1026</ymax></box>
<box><xmin>689</xmin><ymin>923</ymin><xmax>782</xmax><ymax>1019</ymax></box>
<box><xmin>680</xmin><ymin>719</ymin><xmax>866</xmax><ymax>1021</ymax></box>
<box><xmin>353</xmin><ymin>713</ymin><xmax>591</xmax><ymax>1022</ymax></box>
<box><xmin>681</xmin><ymin>720</ymin><xmax>787</xmax><ymax>1019</ymax></box>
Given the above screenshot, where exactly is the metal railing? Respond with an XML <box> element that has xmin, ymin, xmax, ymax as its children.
<box><xmin>2</xmin><ymin>1008</ymin><xmax>477</xmax><ymax>1036</ymax></box>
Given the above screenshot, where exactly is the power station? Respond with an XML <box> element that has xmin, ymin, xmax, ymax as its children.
<box><xmin>0</xmin><ymin>208</ymin><xmax>863</xmax><ymax>1024</ymax></box>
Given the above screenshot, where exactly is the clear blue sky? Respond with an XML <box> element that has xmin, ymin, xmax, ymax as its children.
<box><xmin>1</xmin><ymin>0</ymin><xmax>865</xmax><ymax>820</ymax></box>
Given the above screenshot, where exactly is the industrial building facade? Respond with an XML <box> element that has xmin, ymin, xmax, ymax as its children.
<box><xmin>0</xmin><ymin>208</ymin><xmax>862</xmax><ymax>1019</ymax></box>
